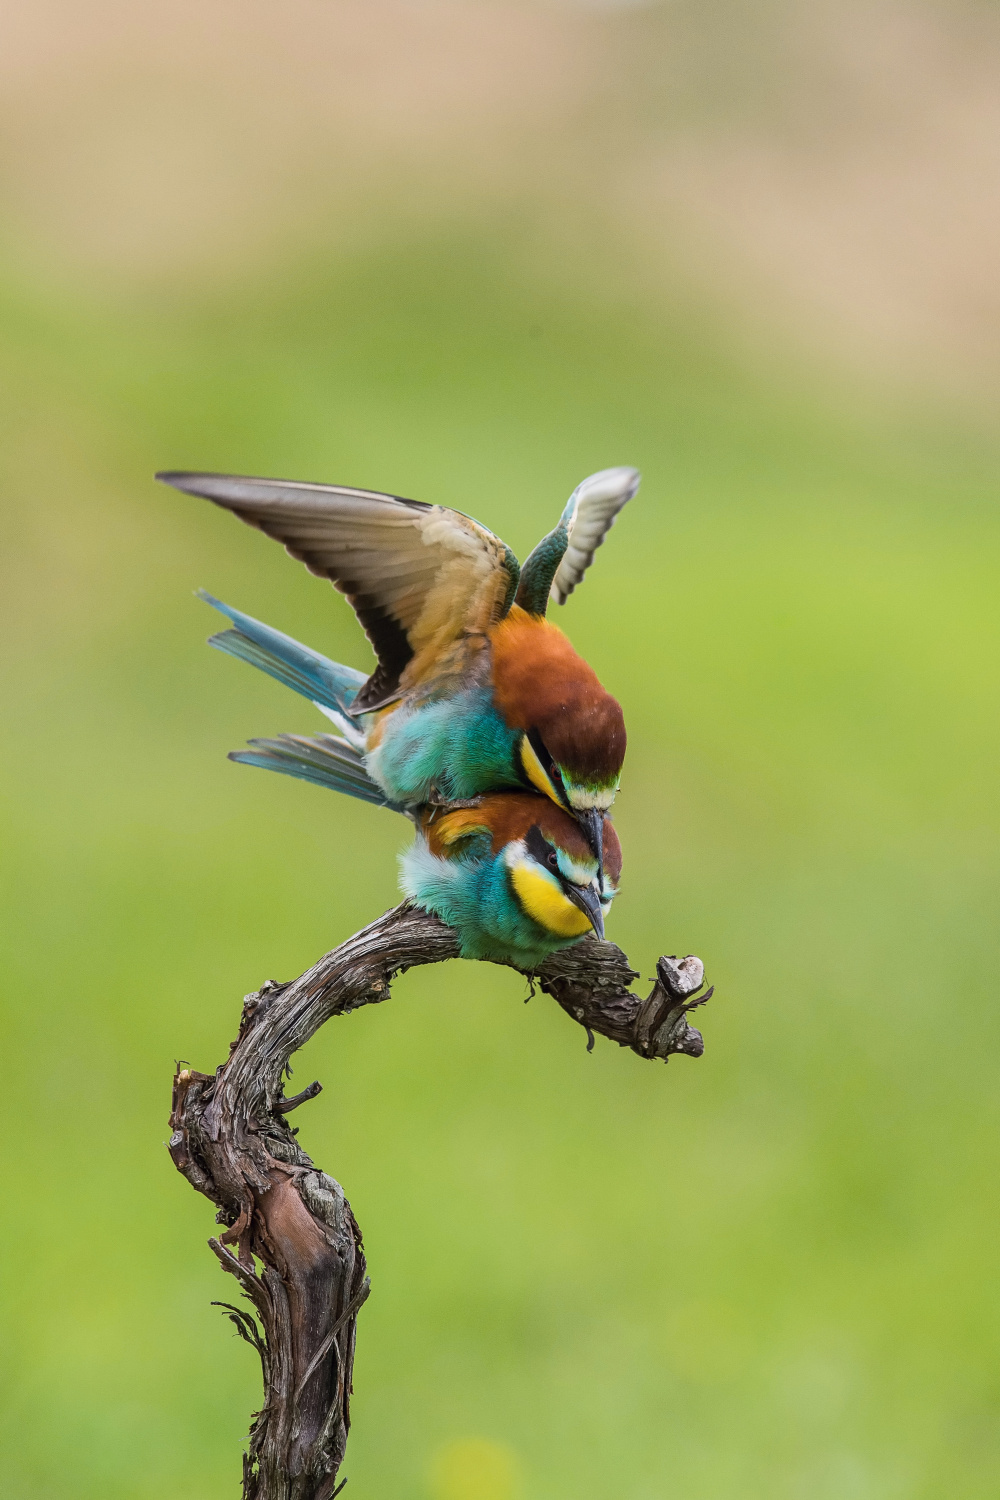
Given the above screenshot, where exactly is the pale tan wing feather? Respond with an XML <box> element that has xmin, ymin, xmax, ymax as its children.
<box><xmin>158</xmin><ymin>471</ymin><xmax>517</xmax><ymax>709</ymax></box>
<box><xmin>550</xmin><ymin>466</ymin><xmax>641</xmax><ymax>606</ymax></box>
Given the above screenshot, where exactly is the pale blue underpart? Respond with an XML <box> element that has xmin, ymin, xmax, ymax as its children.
<box><xmin>399</xmin><ymin>839</ymin><xmax>586</xmax><ymax>966</ymax></box>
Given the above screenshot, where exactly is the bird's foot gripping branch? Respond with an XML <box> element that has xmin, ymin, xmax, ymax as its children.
<box><xmin>167</xmin><ymin>903</ymin><xmax>712</xmax><ymax>1500</ymax></box>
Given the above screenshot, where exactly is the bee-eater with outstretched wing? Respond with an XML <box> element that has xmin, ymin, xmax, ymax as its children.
<box><xmin>158</xmin><ymin>466</ymin><xmax>638</xmax><ymax>870</ymax></box>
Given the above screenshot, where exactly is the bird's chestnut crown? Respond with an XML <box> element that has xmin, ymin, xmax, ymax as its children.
<box><xmin>490</xmin><ymin>607</ymin><xmax>626</xmax><ymax>813</ymax></box>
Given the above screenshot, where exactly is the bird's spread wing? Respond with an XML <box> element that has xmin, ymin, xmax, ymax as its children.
<box><xmin>515</xmin><ymin>467</ymin><xmax>640</xmax><ymax>615</ymax></box>
<box><xmin>549</xmin><ymin>467</ymin><xmax>640</xmax><ymax>606</ymax></box>
<box><xmin>158</xmin><ymin>472</ymin><xmax>520</xmax><ymax>712</ymax></box>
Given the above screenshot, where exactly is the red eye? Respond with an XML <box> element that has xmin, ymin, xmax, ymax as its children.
<box><xmin>547</xmin><ymin>851</ymin><xmax>558</xmax><ymax>867</ymax></box>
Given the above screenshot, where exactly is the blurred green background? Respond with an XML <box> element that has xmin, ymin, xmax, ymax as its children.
<box><xmin>1</xmin><ymin>2</ymin><xmax>999</xmax><ymax>1497</ymax></box>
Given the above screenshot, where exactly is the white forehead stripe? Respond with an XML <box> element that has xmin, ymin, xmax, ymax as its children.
<box><xmin>566</xmin><ymin>785</ymin><xmax>617</xmax><ymax>812</ymax></box>
<box><xmin>556</xmin><ymin>850</ymin><xmax>598</xmax><ymax>887</ymax></box>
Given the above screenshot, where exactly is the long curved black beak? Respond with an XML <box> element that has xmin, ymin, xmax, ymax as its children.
<box><xmin>566</xmin><ymin>880</ymin><xmax>605</xmax><ymax>940</ymax></box>
<box><xmin>577</xmin><ymin>807</ymin><xmax>604</xmax><ymax>887</ymax></box>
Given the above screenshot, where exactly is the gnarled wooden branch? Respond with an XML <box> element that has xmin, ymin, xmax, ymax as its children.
<box><xmin>167</xmin><ymin>902</ymin><xmax>711</xmax><ymax>1500</ymax></box>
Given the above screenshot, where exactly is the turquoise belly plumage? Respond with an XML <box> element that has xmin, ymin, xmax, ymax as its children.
<box><xmin>160</xmin><ymin>466</ymin><xmax>639</xmax><ymax>868</ymax></box>
<box><xmin>364</xmin><ymin>687</ymin><xmax>521</xmax><ymax>805</ymax></box>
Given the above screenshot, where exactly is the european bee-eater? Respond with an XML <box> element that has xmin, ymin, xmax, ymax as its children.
<box><xmin>404</xmin><ymin>792</ymin><xmax>621</xmax><ymax>965</ymax></box>
<box><xmin>159</xmin><ymin>466</ymin><xmax>639</xmax><ymax>871</ymax></box>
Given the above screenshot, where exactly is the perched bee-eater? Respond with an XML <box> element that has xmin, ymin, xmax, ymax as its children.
<box><xmin>159</xmin><ymin>466</ymin><xmax>639</xmax><ymax>872</ymax></box>
<box><xmin>405</xmin><ymin>792</ymin><xmax>621</xmax><ymax>965</ymax></box>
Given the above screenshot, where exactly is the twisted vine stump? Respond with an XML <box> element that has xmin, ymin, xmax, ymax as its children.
<box><xmin>168</xmin><ymin>902</ymin><xmax>712</xmax><ymax>1500</ymax></box>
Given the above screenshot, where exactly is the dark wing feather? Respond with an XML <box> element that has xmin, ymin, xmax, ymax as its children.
<box><xmin>158</xmin><ymin>471</ymin><xmax>519</xmax><ymax>710</ymax></box>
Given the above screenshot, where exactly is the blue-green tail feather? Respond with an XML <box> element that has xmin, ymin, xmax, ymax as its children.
<box><xmin>229</xmin><ymin>733</ymin><xmax>405</xmax><ymax>812</ymax></box>
<box><xmin>199</xmin><ymin>591</ymin><xmax>367</xmax><ymax>740</ymax></box>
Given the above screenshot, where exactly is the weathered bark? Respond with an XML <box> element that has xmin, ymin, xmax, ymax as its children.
<box><xmin>167</xmin><ymin>902</ymin><xmax>711</xmax><ymax>1499</ymax></box>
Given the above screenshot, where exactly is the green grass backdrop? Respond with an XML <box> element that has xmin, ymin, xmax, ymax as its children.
<box><xmin>0</xmin><ymin>223</ymin><xmax>998</xmax><ymax>1499</ymax></box>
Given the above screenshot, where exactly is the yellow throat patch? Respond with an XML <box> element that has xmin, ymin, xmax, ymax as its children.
<box><xmin>509</xmin><ymin>861</ymin><xmax>592</xmax><ymax>937</ymax></box>
<box><xmin>519</xmin><ymin>736</ymin><xmax>563</xmax><ymax>807</ymax></box>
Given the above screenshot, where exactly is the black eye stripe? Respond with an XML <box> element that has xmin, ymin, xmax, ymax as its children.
<box><xmin>527</xmin><ymin>729</ymin><xmax>567</xmax><ymax>797</ymax></box>
<box><xmin>524</xmin><ymin>824</ymin><xmax>549</xmax><ymax>863</ymax></box>
<box><xmin>527</xmin><ymin>729</ymin><xmax>556</xmax><ymax>776</ymax></box>
<box><xmin>525</xmin><ymin>823</ymin><xmax>557</xmax><ymax>870</ymax></box>
<box><xmin>523</xmin><ymin>824</ymin><xmax>582</xmax><ymax>892</ymax></box>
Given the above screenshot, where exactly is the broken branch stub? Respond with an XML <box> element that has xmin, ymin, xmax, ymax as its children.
<box><xmin>167</xmin><ymin>902</ymin><xmax>711</xmax><ymax>1499</ymax></box>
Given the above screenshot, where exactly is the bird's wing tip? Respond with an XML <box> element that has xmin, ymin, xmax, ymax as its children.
<box><xmin>155</xmin><ymin>469</ymin><xmax>210</xmax><ymax>494</ymax></box>
<box><xmin>576</xmin><ymin>465</ymin><xmax>641</xmax><ymax>502</ymax></box>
